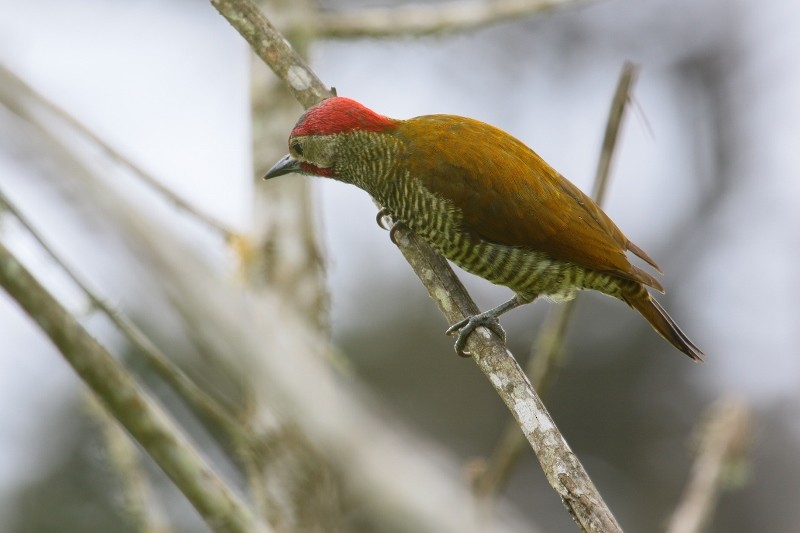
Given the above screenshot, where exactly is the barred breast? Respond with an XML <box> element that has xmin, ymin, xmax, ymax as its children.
<box><xmin>376</xmin><ymin>174</ymin><xmax>606</xmax><ymax>302</ymax></box>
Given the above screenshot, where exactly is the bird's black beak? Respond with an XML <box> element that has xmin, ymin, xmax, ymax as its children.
<box><xmin>263</xmin><ymin>154</ymin><xmax>301</xmax><ymax>179</ymax></box>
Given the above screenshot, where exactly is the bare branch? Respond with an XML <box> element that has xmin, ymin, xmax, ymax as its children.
<box><xmin>314</xmin><ymin>0</ymin><xmax>593</xmax><ymax>39</ymax></box>
<box><xmin>0</xmin><ymin>63</ymin><xmax>235</xmax><ymax>240</ymax></box>
<box><xmin>534</xmin><ymin>61</ymin><xmax>638</xmax><ymax>391</ymax></box>
<box><xmin>0</xmin><ymin>242</ymin><xmax>263</xmax><ymax>533</ymax></box>
<box><xmin>211</xmin><ymin>0</ymin><xmax>332</xmax><ymax>109</ymax></box>
<box><xmin>87</xmin><ymin>395</ymin><xmax>174</xmax><ymax>533</ymax></box>
<box><xmin>666</xmin><ymin>398</ymin><xmax>752</xmax><ymax>533</ymax></box>
<box><xmin>211</xmin><ymin>1</ymin><xmax>623</xmax><ymax>529</ymax></box>
<box><xmin>592</xmin><ymin>62</ymin><xmax>638</xmax><ymax>203</ymax></box>
<box><xmin>473</xmin><ymin>62</ymin><xmax>639</xmax><ymax>498</ymax></box>
<box><xmin>392</xmin><ymin>227</ymin><xmax>622</xmax><ymax>532</ymax></box>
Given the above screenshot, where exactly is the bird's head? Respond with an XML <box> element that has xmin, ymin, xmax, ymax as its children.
<box><xmin>264</xmin><ymin>96</ymin><xmax>397</xmax><ymax>181</ymax></box>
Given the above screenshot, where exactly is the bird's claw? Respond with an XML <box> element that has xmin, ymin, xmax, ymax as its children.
<box><xmin>375</xmin><ymin>208</ymin><xmax>392</xmax><ymax>231</ymax></box>
<box><xmin>388</xmin><ymin>224</ymin><xmax>403</xmax><ymax>245</ymax></box>
<box><xmin>376</xmin><ymin>208</ymin><xmax>403</xmax><ymax>245</ymax></box>
<box><xmin>445</xmin><ymin>313</ymin><xmax>507</xmax><ymax>357</ymax></box>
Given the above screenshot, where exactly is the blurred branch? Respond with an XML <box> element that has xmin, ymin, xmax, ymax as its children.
<box><xmin>474</xmin><ymin>62</ymin><xmax>639</xmax><ymax>497</ymax></box>
<box><xmin>666</xmin><ymin>397</ymin><xmax>752</xmax><ymax>533</ymax></box>
<box><xmin>591</xmin><ymin>63</ymin><xmax>638</xmax><ymax>203</ymax></box>
<box><xmin>0</xmin><ymin>241</ymin><xmax>262</xmax><ymax>533</ymax></box>
<box><xmin>212</xmin><ymin>0</ymin><xmax>621</xmax><ymax>530</ymax></box>
<box><xmin>313</xmin><ymin>0</ymin><xmax>592</xmax><ymax>38</ymax></box>
<box><xmin>533</xmin><ymin>62</ymin><xmax>637</xmax><ymax>389</ymax></box>
<box><xmin>87</xmin><ymin>395</ymin><xmax>174</xmax><ymax>533</ymax></box>
<box><xmin>0</xmin><ymin>187</ymin><xmax>247</xmax><ymax>443</ymax></box>
<box><xmin>243</xmin><ymin>0</ymin><xmax>330</xmax><ymax>329</ymax></box>
<box><xmin>221</xmin><ymin>0</ymin><xmax>337</xmax><ymax>522</ymax></box>
<box><xmin>0</xmin><ymin>63</ymin><xmax>235</xmax><ymax>241</ymax></box>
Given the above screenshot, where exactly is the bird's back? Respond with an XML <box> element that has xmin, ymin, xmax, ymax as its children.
<box><xmin>387</xmin><ymin>114</ymin><xmax>662</xmax><ymax>300</ymax></box>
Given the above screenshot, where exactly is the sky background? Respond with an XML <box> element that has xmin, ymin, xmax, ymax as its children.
<box><xmin>1</xmin><ymin>0</ymin><xmax>799</xmax><ymax>531</ymax></box>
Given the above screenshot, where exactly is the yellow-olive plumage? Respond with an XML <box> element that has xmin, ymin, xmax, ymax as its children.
<box><xmin>265</xmin><ymin>97</ymin><xmax>702</xmax><ymax>360</ymax></box>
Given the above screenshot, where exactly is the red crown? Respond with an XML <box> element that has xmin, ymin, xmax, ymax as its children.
<box><xmin>292</xmin><ymin>97</ymin><xmax>396</xmax><ymax>137</ymax></box>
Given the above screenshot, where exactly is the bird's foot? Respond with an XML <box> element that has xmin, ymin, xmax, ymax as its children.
<box><xmin>375</xmin><ymin>207</ymin><xmax>392</xmax><ymax>231</ymax></box>
<box><xmin>446</xmin><ymin>312</ymin><xmax>507</xmax><ymax>357</ymax></box>
<box><xmin>375</xmin><ymin>207</ymin><xmax>404</xmax><ymax>245</ymax></box>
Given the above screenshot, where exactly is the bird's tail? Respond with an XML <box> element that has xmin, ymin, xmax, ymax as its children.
<box><xmin>622</xmin><ymin>286</ymin><xmax>704</xmax><ymax>361</ymax></box>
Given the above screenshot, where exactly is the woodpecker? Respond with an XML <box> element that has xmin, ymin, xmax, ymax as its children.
<box><xmin>265</xmin><ymin>97</ymin><xmax>702</xmax><ymax>361</ymax></box>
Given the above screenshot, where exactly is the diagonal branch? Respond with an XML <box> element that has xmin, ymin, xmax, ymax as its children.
<box><xmin>666</xmin><ymin>397</ymin><xmax>752</xmax><ymax>533</ymax></box>
<box><xmin>0</xmin><ymin>188</ymin><xmax>246</xmax><ymax>442</ymax></box>
<box><xmin>87</xmin><ymin>395</ymin><xmax>174</xmax><ymax>533</ymax></box>
<box><xmin>313</xmin><ymin>0</ymin><xmax>593</xmax><ymax>39</ymax></box>
<box><xmin>212</xmin><ymin>0</ymin><xmax>621</xmax><ymax>530</ymax></box>
<box><xmin>211</xmin><ymin>0</ymin><xmax>332</xmax><ymax>107</ymax></box>
<box><xmin>591</xmin><ymin>63</ymin><xmax>638</xmax><ymax>203</ymax></box>
<box><xmin>391</xmin><ymin>228</ymin><xmax>622</xmax><ymax>532</ymax></box>
<box><xmin>0</xmin><ymin>241</ymin><xmax>262</xmax><ymax>533</ymax></box>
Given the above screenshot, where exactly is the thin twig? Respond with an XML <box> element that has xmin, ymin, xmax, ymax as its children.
<box><xmin>212</xmin><ymin>1</ymin><xmax>621</xmax><ymax>530</ymax></box>
<box><xmin>592</xmin><ymin>63</ymin><xmax>638</xmax><ymax>204</ymax></box>
<box><xmin>0</xmin><ymin>241</ymin><xmax>263</xmax><ymax>533</ymax></box>
<box><xmin>0</xmin><ymin>188</ymin><xmax>247</xmax><ymax>443</ymax></box>
<box><xmin>0</xmin><ymin>63</ymin><xmax>235</xmax><ymax>240</ymax></box>
<box><xmin>473</xmin><ymin>63</ymin><xmax>640</xmax><ymax>497</ymax></box>
<box><xmin>313</xmin><ymin>0</ymin><xmax>592</xmax><ymax>38</ymax></box>
<box><xmin>666</xmin><ymin>398</ymin><xmax>752</xmax><ymax>533</ymax></box>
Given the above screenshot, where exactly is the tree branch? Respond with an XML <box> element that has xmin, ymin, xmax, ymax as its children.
<box><xmin>0</xmin><ymin>187</ymin><xmax>247</xmax><ymax>443</ymax></box>
<box><xmin>591</xmin><ymin>63</ymin><xmax>638</xmax><ymax>203</ymax></box>
<box><xmin>391</xmin><ymin>227</ymin><xmax>621</xmax><ymax>532</ymax></box>
<box><xmin>666</xmin><ymin>397</ymin><xmax>752</xmax><ymax>533</ymax></box>
<box><xmin>87</xmin><ymin>395</ymin><xmax>174</xmax><ymax>533</ymax></box>
<box><xmin>0</xmin><ymin>241</ymin><xmax>262</xmax><ymax>533</ymax></box>
<box><xmin>212</xmin><ymin>0</ymin><xmax>621</xmax><ymax>530</ymax></box>
<box><xmin>313</xmin><ymin>0</ymin><xmax>593</xmax><ymax>39</ymax></box>
<box><xmin>211</xmin><ymin>0</ymin><xmax>332</xmax><ymax>108</ymax></box>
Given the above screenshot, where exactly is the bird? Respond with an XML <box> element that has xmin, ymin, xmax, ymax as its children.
<box><xmin>264</xmin><ymin>96</ymin><xmax>702</xmax><ymax>361</ymax></box>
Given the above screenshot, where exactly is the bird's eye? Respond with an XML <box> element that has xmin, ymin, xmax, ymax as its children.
<box><xmin>291</xmin><ymin>140</ymin><xmax>304</xmax><ymax>157</ymax></box>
